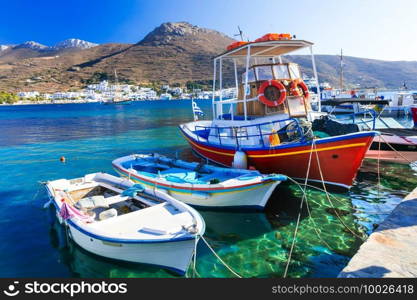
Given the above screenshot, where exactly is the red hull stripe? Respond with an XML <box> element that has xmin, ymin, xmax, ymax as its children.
<box><xmin>182</xmin><ymin>132</ymin><xmax>366</xmax><ymax>158</ymax></box>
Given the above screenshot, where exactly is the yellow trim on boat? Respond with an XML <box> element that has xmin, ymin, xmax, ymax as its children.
<box><xmin>182</xmin><ymin>131</ymin><xmax>366</xmax><ymax>159</ymax></box>
<box><xmin>129</xmin><ymin>178</ymin><xmax>271</xmax><ymax>196</ymax></box>
<box><xmin>248</xmin><ymin>143</ymin><xmax>367</xmax><ymax>158</ymax></box>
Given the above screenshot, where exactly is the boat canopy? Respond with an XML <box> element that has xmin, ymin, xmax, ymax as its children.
<box><xmin>215</xmin><ymin>40</ymin><xmax>314</xmax><ymax>59</ymax></box>
<box><xmin>211</xmin><ymin>37</ymin><xmax>321</xmax><ymax>120</ymax></box>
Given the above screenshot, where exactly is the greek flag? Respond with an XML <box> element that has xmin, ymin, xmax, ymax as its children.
<box><xmin>192</xmin><ymin>99</ymin><xmax>204</xmax><ymax>120</ymax></box>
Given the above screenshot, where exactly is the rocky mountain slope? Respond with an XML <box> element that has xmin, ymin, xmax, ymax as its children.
<box><xmin>0</xmin><ymin>22</ymin><xmax>416</xmax><ymax>92</ymax></box>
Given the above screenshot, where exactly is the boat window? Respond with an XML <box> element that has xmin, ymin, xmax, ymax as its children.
<box><xmin>256</xmin><ymin>66</ymin><xmax>274</xmax><ymax>81</ymax></box>
<box><xmin>273</xmin><ymin>65</ymin><xmax>290</xmax><ymax>79</ymax></box>
<box><xmin>288</xmin><ymin>64</ymin><xmax>301</xmax><ymax>79</ymax></box>
<box><xmin>241</xmin><ymin>69</ymin><xmax>256</xmax><ymax>83</ymax></box>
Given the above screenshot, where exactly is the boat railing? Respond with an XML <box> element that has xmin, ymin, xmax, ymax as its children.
<box><xmin>194</xmin><ymin>117</ymin><xmax>305</xmax><ymax>148</ymax></box>
<box><xmin>331</xmin><ymin>109</ymin><xmax>377</xmax><ymax>130</ymax></box>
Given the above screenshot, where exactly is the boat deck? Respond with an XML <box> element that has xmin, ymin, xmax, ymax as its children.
<box><xmin>338</xmin><ymin>187</ymin><xmax>417</xmax><ymax>277</ymax></box>
<box><xmin>87</xmin><ymin>202</ymin><xmax>194</xmax><ymax>240</ymax></box>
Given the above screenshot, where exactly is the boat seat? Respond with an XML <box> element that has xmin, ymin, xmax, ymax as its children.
<box><xmin>99</xmin><ymin>208</ymin><xmax>118</xmax><ymax>221</ymax></box>
<box><xmin>75</xmin><ymin>195</ymin><xmax>108</xmax><ymax>210</ymax></box>
<box><xmin>160</xmin><ymin>168</ymin><xmax>198</xmax><ymax>182</ymax></box>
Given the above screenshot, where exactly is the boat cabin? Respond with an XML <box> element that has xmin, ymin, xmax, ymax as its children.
<box><xmin>193</xmin><ymin>35</ymin><xmax>322</xmax><ymax>148</ymax></box>
<box><xmin>237</xmin><ymin>62</ymin><xmax>308</xmax><ymax>117</ymax></box>
<box><xmin>211</xmin><ymin>36</ymin><xmax>320</xmax><ymax>125</ymax></box>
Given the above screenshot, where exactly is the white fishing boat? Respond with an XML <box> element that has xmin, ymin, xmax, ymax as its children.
<box><xmin>112</xmin><ymin>153</ymin><xmax>287</xmax><ymax>210</ymax></box>
<box><xmin>44</xmin><ymin>172</ymin><xmax>205</xmax><ymax>275</ymax></box>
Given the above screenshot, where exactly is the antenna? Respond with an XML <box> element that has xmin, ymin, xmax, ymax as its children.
<box><xmin>234</xmin><ymin>26</ymin><xmax>244</xmax><ymax>41</ymax></box>
<box><xmin>339</xmin><ymin>49</ymin><xmax>343</xmax><ymax>90</ymax></box>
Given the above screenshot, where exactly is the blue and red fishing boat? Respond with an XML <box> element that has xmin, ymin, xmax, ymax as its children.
<box><xmin>179</xmin><ymin>34</ymin><xmax>376</xmax><ymax>189</ymax></box>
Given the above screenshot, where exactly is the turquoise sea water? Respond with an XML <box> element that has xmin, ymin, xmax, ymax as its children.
<box><xmin>0</xmin><ymin>100</ymin><xmax>416</xmax><ymax>278</ymax></box>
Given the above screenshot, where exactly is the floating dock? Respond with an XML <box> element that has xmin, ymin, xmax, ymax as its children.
<box><xmin>339</xmin><ymin>187</ymin><xmax>417</xmax><ymax>278</ymax></box>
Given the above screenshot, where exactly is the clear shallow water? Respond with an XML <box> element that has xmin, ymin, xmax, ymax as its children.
<box><xmin>0</xmin><ymin>101</ymin><xmax>416</xmax><ymax>278</ymax></box>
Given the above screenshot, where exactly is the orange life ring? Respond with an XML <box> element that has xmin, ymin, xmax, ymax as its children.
<box><xmin>290</xmin><ymin>80</ymin><xmax>309</xmax><ymax>99</ymax></box>
<box><xmin>257</xmin><ymin>80</ymin><xmax>287</xmax><ymax>107</ymax></box>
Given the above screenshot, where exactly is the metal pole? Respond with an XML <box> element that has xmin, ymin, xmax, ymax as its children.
<box><xmin>233</xmin><ymin>59</ymin><xmax>239</xmax><ymax>121</ymax></box>
<box><xmin>219</xmin><ymin>58</ymin><xmax>223</xmax><ymax>119</ymax></box>
<box><xmin>310</xmin><ymin>46</ymin><xmax>321</xmax><ymax>112</ymax></box>
<box><xmin>243</xmin><ymin>45</ymin><xmax>251</xmax><ymax>121</ymax></box>
<box><xmin>212</xmin><ymin>59</ymin><xmax>217</xmax><ymax>119</ymax></box>
<box><xmin>339</xmin><ymin>48</ymin><xmax>344</xmax><ymax>91</ymax></box>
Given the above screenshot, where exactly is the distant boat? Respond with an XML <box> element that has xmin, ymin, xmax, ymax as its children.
<box><xmin>44</xmin><ymin>172</ymin><xmax>205</xmax><ymax>275</ymax></box>
<box><xmin>112</xmin><ymin>153</ymin><xmax>287</xmax><ymax>210</ymax></box>
<box><xmin>102</xmin><ymin>98</ymin><xmax>132</xmax><ymax>105</ymax></box>
<box><xmin>159</xmin><ymin>93</ymin><xmax>172</xmax><ymax>100</ymax></box>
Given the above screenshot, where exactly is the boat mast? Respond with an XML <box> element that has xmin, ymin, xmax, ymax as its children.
<box><xmin>339</xmin><ymin>49</ymin><xmax>344</xmax><ymax>91</ymax></box>
<box><xmin>309</xmin><ymin>46</ymin><xmax>321</xmax><ymax>112</ymax></box>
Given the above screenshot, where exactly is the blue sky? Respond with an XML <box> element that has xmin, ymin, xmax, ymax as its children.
<box><xmin>0</xmin><ymin>0</ymin><xmax>416</xmax><ymax>61</ymax></box>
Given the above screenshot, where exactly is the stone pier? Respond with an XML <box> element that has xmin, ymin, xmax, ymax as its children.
<box><xmin>338</xmin><ymin>187</ymin><xmax>417</xmax><ymax>278</ymax></box>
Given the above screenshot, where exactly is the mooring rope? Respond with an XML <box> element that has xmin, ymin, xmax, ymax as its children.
<box><xmin>282</xmin><ymin>141</ymin><xmax>315</xmax><ymax>277</ymax></box>
<box><xmin>378</xmin><ymin>133</ymin><xmax>417</xmax><ymax>167</ymax></box>
<box><xmin>287</xmin><ymin>177</ymin><xmax>334</xmax><ymax>251</ymax></box>
<box><xmin>192</xmin><ymin>236</ymin><xmax>200</xmax><ymax>278</ymax></box>
<box><xmin>199</xmin><ymin>235</ymin><xmax>242</xmax><ymax>278</ymax></box>
<box><xmin>31</xmin><ymin>185</ymin><xmax>42</xmax><ymax>202</ymax></box>
<box><xmin>312</xmin><ymin>141</ymin><xmax>366</xmax><ymax>241</ymax></box>
<box><xmin>377</xmin><ymin>136</ymin><xmax>382</xmax><ymax>201</ymax></box>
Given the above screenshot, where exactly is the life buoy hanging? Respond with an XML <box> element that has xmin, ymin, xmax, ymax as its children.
<box><xmin>257</xmin><ymin>80</ymin><xmax>287</xmax><ymax>107</ymax></box>
<box><xmin>290</xmin><ymin>80</ymin><xmax>310</xmax><ymax>99</ymax></box>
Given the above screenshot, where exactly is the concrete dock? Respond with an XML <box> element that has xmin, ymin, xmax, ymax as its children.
<box><xmin>339</xmin><ymin>187</ymin><xmax>417</xmax><ymax>278</ymax></box>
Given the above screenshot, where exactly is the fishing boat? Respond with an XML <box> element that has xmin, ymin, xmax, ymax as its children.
<box><xmin>179</xmin><ymin>34</ymin><xmax>376</xmax><ymax>190</ymax></box>
<box><xmin>44</xmin><ymin>172</ymin><xmax>205</xmax><ymax>275</ymax></box>
<box><xmin>112</xmin><ymin>153</ymin><xmax>287</xmax><ymax>210</ymax></box>
<box><xmin>321</xmin><ymin>99</ymin><xmax>417</xmax><ymax>163</ymax></box>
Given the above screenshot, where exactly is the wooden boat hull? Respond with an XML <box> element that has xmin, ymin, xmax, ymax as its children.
<box><xmin>112</xmin><ymin>155</ymin><xmax>282</xmax><ymax>210</ymax></box>
<box><xmin>66</xmin><ymin>222</ymin><xmax>196</xmax><ymax>275</ymax></box>
<box><xmin>46</xmin><ymin>173</ymin><xmax>204</xmax><ymax>275</ymax></box>
<box><xmin>180</xmin><ymin>126</ymin><xmax>376</xmax><ymax>189</ymax></box>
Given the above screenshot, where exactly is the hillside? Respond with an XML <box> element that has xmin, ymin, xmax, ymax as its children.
<box><xmin>0</xmin><ymin>22</ymin><xmax>416</xmax><ymax>92</ymax></box>
<box><xmin>287</xmin><ymin>55</ymin><xmax>417</xmax><ymax>89</ymax></box>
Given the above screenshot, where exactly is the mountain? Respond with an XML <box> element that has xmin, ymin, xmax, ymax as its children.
<box><xmin>0</xmin><ymin>45</ymin><xmax>10</xmax><ymax>51</ymax></box>
<box><xmin>287</xmin><ymin>55</ymin><xmax>417</xmax><ymax>89</ymax></box>
<box><xmin>69</xmin><ymin>22</ymin><xmax>235</xmax><ymax>84</ymax></box>
<box><xmin>54</xmin><ymin>39</ymin><xmax>98</xmax><ymax>50</ymax></box>
<box><xmin>14</xmin><ymin>41</ymin><xmax>48</xmax><ymax>50</ymax></box>
<box><xmin>0</xmin><ymin>22</ymin><xmax>416</xmax><ymax>92</ymax></box>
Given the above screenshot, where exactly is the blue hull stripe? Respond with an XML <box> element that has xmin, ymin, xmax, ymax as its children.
<box><xmin>52</xmin><ymin>200</ymin><xmax>194</xmax><ymax>244</ymax></box>
<box><xmin>114</xmin><ymin>169</ymin><xmax>269</xmax><ymax>195</ymax></box>
<box><xmin>179</xmin><ymin>126</ymin><xmax>376</xmax><ymax>152</ymax></box>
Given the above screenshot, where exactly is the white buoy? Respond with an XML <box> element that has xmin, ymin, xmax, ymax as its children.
<box><xmin>232</xmin><ymin>150</ymin><xmax>247</xmax><ymax>169</ymax></box>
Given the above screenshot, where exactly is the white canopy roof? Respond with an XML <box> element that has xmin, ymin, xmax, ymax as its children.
<box><xmin>215</xmin><ymin>40</ymin><xmax>314</xmax><ymax>59</ymax></box>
